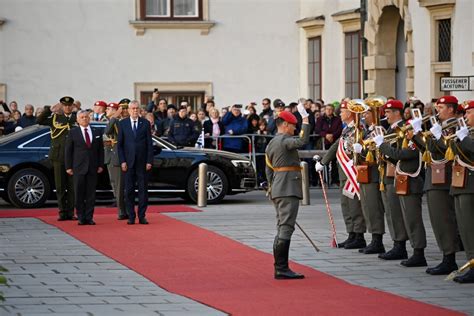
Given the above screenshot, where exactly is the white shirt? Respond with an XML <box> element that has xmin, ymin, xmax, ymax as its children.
<box><xmin>80</xmin><ymin>125</ymin><xmax>92</xmax><ymax>144</ymax></box>
<box><xmin>130</xmin><ymin>117</ymin><xmax>139</xmax><ymax>131</ymax></box>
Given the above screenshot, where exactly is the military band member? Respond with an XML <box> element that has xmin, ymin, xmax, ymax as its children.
<box><xmin>316</xmin><ymin>101</ymin><xmax>367</xmax><ymax>249</ymax></box>
<box><xmin>37</xmin><ymin>96</ymin><xmax>77</xmax><ymax>221</ymax></box>
<box><xmin>376</xmin><ymin>103</ymin><xmax>409</xmax><ymax>260</ymax></box>
<box><xmin>104</xmin><ymin>102</ymin><xmax>127</xmax><ymax>220</ymax></box>
<box><xmin>353</xmin><ymin>110</ymin><xmax>386</xmax><ymax>254</ymax></box>
<box><xmin>91</xmin><ymin>100</ymin><xmax>108</xmax><ymax>122</ymax></box>
<box><xmin>449</xmin><ymin>101</ymin><xmax>474</xmax><ymax>283</ymax></box>
<box><xmin>411</xmin><ymin>95</ymin><xmax>460</xmax><ymax>275</ymax></box>
<box><xmin>375</xmin><ymin>99</ymin><xmax>427</xmax><ymax>267</ymax></box>
<box><xmin>265</xmin><ymin>110</ymin><xmax>309</xmax><ymax>279</ymax></box>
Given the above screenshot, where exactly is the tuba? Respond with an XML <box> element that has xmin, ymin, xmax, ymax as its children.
<box><xmin>347</xmin><ymin>99</ymin><xmax>369</xmax><ymax>165</ymax></box>
<box><xmin>364</xmin><ymin>96</ymin><xmax>386</xmax><ymax>126</ymax></box>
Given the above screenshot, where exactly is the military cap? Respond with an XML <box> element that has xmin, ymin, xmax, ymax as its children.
<box><xmin>233</xmin><ymin>104</ymin><xmax>243</xmax><ymax>109</ymax></box>
<box><xmin>167</xmin><ymin>104</ymin><xmax>177</xmax><ymax>111</ymax></box>
<box><xmin>462</xmin><ymin>100</ymin><xmax>474</xmax><ymax>111</ymax></box>
<box><xmin>119</xmin><ymin>98</ymin><xmax>130</xmax><ymax>109</ymax></box>
<box><xmin>277</xmin><ymin>111</ymin><xmax>297</xmax><ymax>125</ymax></box>
<box><xmin>94</xmin><ymin>100</ymin><xmax>107</xmax><ymax>108</ymax></box>
<box><xmin>178</xmin><ymin>105</ymin><xmax>187</xmax><ymax>111</ymax></box>
<box><xmin>384</xmin><ymin>99</ymin><xmax>404</xmax><ymax>110</ymax></box>
<box><xmin>273</xmin><ymin>99</ymin><xmax>285</xmax><ymax>108</ymax></box>
<box><xmin>108</xmin><ymin>102</ymin><xmax>120</xmax><ymax>109</ymax></box>
<box><xmin>437</xmin><ymin>95</ymin><xmax>458</xmax><ymax>105</ymax></box>
<box><xmin>60</xmin><ymin>96</ymin><xmax>74</xmax><ymax>105</ymax></box>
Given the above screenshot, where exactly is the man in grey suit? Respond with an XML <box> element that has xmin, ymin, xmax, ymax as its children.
<box><xmin>104</xmin><ymin>103</ymin><xmax>127</xmax><ymax>220</ymax></box>
<box><xmin>265</xmin><ymin>109</ymin><xmax>309</xmax><ymax>280</ymax></box>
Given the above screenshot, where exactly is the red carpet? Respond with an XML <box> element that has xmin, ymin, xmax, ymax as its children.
<box><xmin>31</xmin><ymin>213</ymin><xmax>460</xmax><ymax>316</ymax></box>
<box><xmin>0</xmin><ymin>204</ymin><xmax>199</xmax><ymax>218</ymax></box>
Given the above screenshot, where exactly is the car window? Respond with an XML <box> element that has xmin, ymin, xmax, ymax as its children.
<box><xmin>21</xmin><ymin>132</ymin><xmax>51</xmax><ymax>148</ymax></box>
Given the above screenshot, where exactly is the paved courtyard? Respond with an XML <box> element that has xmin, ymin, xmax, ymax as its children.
<box><xmin>0</xmin><ymin>190</ymin><xmax>473</xmax><ymax>315</ymax></box>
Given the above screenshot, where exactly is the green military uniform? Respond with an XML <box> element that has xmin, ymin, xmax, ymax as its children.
<box><xmin>378</xmin><ymin>120</ymin><xmax>409</xmax><ymax>260</ymax></box>
<box><xmin>412</xmin><ymin>117</ymin><xmax>460</xmax><ymax>274</ymax></box>
<box><xmin>358</xmin><ymin>125</ymin><xmax>385</xmax><ymax>254</ymax></box>
<box><xmin>449</xmin><ymin>133</ymin><xmax>474</xmax><ymax>283</ymax></box>
<box><xmin>266</xmin><ymin>121</ymin><xmax>310</xmax><ymax>279</ymax></box>
<box><xmin>104</xmin><ymin>117</ymin><xmax>126</xmax><ymax>218</ymax></box>
<box><xmin>37</xmin><ymin>100</ymin><xmax>76</xmax><ymax>220</ymax></box>
<box><xmin>321</xmin><ymin>121</ymin><xmax>366</xmax><ymax>249</ymax></box>
<box><xmin>379</xmin><ymin>129</ymin><xmax>427</xmax><ymax>267</ymax></box>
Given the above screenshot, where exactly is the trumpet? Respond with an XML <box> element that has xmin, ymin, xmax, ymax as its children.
<box><xmin>422</xmin><ymin>119</ymin><xmax>459</xmax><ymax>138</ymax></box>
<box><xmin>399</xmin><ymin>115</ymin><xmax>433</xmax><ymax>133</ymax></box>
<box><xmin>363</xmin><ymin>131</ymin><xmax>401</xmax><ymax>147</ymax></box>
<box><xmin>443</xmin><ymin>126</ymin><xmax>474</xmax><ymax>141</ymax></box>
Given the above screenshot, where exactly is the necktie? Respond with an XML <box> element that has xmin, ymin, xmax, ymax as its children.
<box><xmin>133</xmin><ymin>121</ymin><xmax>137</xmax><ymax>134</ymax></box>
<box><xmin>84</xmin><ymin>128</ymin><xmax>91</xmax><ymax>148</ymax></box>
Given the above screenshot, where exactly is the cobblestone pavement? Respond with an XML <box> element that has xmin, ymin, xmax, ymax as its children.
<box><xmin>0</xmin><ymin>218</ymin><xmax>225</xmax><ymax>316</ymax></box>
<box><xmin>0</xmin><ymin>190</ymin><xmax>473</xmax><ymax>315</ymax></box>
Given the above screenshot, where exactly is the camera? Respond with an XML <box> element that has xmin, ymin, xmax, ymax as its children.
<box><xmin>154</xmin><ymin>88</ymin><xmax>159</xmax><ymax>93</ymax></box>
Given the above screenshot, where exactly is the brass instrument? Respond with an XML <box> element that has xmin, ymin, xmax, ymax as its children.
<box><xmin>363</xmin><ymin>131</ymin><xmax>400</xmax><ymax>147</ymax></box>
<box><xmin>423</xmin><ymin>119</ymin><xmax>459</xmax><ymax>139</ymax></box>
<box><xmin>444</xmin><ymin>127</ymin><xmax>474</xmax><ymax>141</ymax></box>
<box><xmin>446</xmin><ymin>259</ymin><xmax>474</xmax><ymax>281</ymax></box>
<box><xmin>364</xmin><ymin>96</ymin><xmax>386</xmax><ymax>126</ymax></box>
<box><xmin>399</xmin><ymin>115</ymin><xmax>432</xmax><ymax>133</ymax></box>
<box><xmin>347</xmin><ymin>99</ymin><xmax>370</xmax><ymax>165</ymax></box>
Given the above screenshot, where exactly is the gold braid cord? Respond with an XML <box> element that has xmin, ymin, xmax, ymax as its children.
<box><xmin>51</xmin><ymin>114</ymin><xmax>71</xmax><ymax>139</ymax></box>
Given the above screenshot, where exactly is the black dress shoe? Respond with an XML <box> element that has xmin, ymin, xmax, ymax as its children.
<box><xmin>127</xmin><ymin>219</ymin><xmax>135</xmax><ymax>225</ymax></box>
<box><xmin>453</xmin><ymin>269</ymin><xmax>474</xmax><ymax>284</ymax></box>
<box><xmin>337</xmin><ymin>232</ymin><xmax>356</xmax><ymax>248</ymax></box>
<box><xmin>275</xmin><ymin>269</ymin><xmax>305</xmax><ymax>280</ymax></box>
<box><xmin>400</xmin><ymin>249</ymin><xmax>427</xmax><ymax>267</ymax></box>
<box><xmin>379</xmin><ymin>241</ymin><xmax>408</xmax><ymax>260</ymax></box>
<box><xmin>87</xmin><ymin>220</ymin><xmax>96</xmax><ymax>225</ymax></box>
<box><xmin>118</xmin><ymin>215</ymin><xmax>129</xmax><ymax>220</ymax></box>
<box><xmin>344</xmin><ymin>233</ymin><xmax>366</xmax><ymax>249</ymax></box>
<box><xmin>426</xmin><ymin>254</ymin><xmax>457</xmax><ymax>275</ymax></box>
<box><xmin>139</xmin><ymin>218</ymin><xmax>149</xmax><ymax>225</ymax></box>
<box><xmin>78</xmin><ymin>221</ymin><xmax>87</xmax><ymax>225</ymax></box>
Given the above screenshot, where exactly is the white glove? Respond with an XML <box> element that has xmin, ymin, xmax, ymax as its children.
<box><xmin>411</xmin><ymin>117</ymin><xmax>423</xmax><ymax>134</ymax></box>
<box><xmin>297</xmin><ymin>102</ymin><xmax>309</xmax><ymax>119</ymax></box>
<box><xmin>353</xmin><ymin>143</ymin><xmax>363</xmax><ymax>154</ymax></box>
<box><xmin>374</xmin><ymin>135</ymin><xmax>384</xmax><ymax>148</ymax></box>
<box><xmin>429</xmin><ymin>123</ymin><xmax>442</xmax><ymax>140</ymax></box>
<box><xmin>315</xmin><ymin>162</ymin><xmax>324</xmax><ymax>172</ymax></box>
<box><xmin>456</xmin><ymin>126</ymin><xmax>469</xmax><ymax>141</ymax></box>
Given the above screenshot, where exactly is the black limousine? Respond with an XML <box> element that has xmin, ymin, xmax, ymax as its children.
<box><xmin>0</xmin><ymin>124</ymin><xmax>256</xmax><ymax>208</ymax></box>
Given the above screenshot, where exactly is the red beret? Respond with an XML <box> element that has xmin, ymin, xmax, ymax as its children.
<box><xmin>340</xmin><ymin>101</ymin><xmax>348</xmax><ymax>109</ymax></box>
<box><xmin>437</xmin><ymin>95</ymin><xmax>458</xmax><ymax>105</ymax></box>
<box><xmin>384</xmin><ymin>99</ymin><xmax>404</xmax><ymax>110</ymax></box>
<box><xmin>277</xmin><ymin>111</ymin><xmax>297</xmax><ymax>125</ymax></box>
<box><xmin>108</xmin><ymin>102</ymin><xmax>119</xmax><ymax>109</ymax></box>
<box><xmin>94</xmin><ymin>100</ymin><xmax>107</xmax><ymax>108</ymax></box>
<box><xmin>462</xmin><ymin>100</ymin><xmax>474</xmax><ymax>111</ymax></box>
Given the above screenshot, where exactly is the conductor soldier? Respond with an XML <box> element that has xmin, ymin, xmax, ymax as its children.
<box><xmin>37</xmin><ymin>96</ymin><xmax>77</xmax><ymax>221</ymax></box>
<box><xmin>265</xmin><ymin>105</ymin><xmax>310</xmax><ymax>280</ymax></box>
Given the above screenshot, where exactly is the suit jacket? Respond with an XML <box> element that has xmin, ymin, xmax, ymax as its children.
<box><xmin>65</xmin><ymin>126</ymin><xmax>104</xmax><ymax>175</ymax></box>
<box><xmin>117</xmin><ymin>117</ymin><xmax>153</xmax><ymax>169</ymax></box>
<box><xmin>265</xmin><ymin>124</ymin><xmax>310</xmax><ymax>199</ymax></box>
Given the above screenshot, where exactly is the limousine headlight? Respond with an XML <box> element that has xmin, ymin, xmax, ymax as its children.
<box><xmin>231</xmin><ymin>160</ymin><xmax>251</xmax><ymax>168</ymax></box>
<box><xmin>0</xmin><ymin>164</ymin><xmax>10</xmax><ymax>172</ymax></box>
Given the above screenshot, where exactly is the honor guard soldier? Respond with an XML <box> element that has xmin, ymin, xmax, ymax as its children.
<box><xmin>316</xmin><ymin>101</ymin><xmax>367</xmax><ymax>249</ymax></box>
<box><xmin>375</xmin><ymin>99</ymin><xmax>427</xmax><ymax>267</ymax></box>
<box><xmin>353</xmin><ymin>108</ymin><xmax>386</xmax><ymax>254</ymax></box>
<box><xmin>91</xmin><ymin>100</ymin><xmax>108</xmax><ymax>122</ymax></box>
<box><xmin>37</xmin><ymin>96</ymin><xmax>77</xmax><ymax>220</ymax></box>
<box><xmin>376</xmin><ymin>101</ymin><xmax>409</xmax><ymax>261</ymax></box>
<box><xmin>449</xmin><ymin>100</ymin><xmax>474</xmax><ymax>283</ymax></box>
<box><xmin>411</xmin><ymin>95</ymin><xmax>460</xmax><ymax>275</ymax></box>
<box><xmin>104</xmin><ymin>102</ymin><xmax>127</xmax><ymax>220</ymax></box>
<box><xmin>265</xmin><ymin>109</ymin><xmax>310</xmax><ymax>279</ymax></box>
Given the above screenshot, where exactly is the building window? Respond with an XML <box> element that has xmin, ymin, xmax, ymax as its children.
<box><xmin>437</xmin><ymin>19</ymin><xmax>451</xmax><ymax>62</ymax></box>
<box><xmin>308</xmin><ymin>37</ymin><xmax>321</xmax><ymax>100</ymax></box>
<box><xmin>141</xmin><ymin>91</ymin><xmax>205</xmax><ymax>111</ymax></box>
<box><xmin>142</xmin><ymin>0</ymin><xmax>202</xmax><ymax>20</ymax></box>
<box><xmin>344</xmin><ymin>31</ymin><xmax>360</xmax><ymax>99</ymax></box>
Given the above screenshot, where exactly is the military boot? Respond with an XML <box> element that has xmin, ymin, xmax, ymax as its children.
<box><xmin>426</xmin><ymin>253</ymin><xmax>458</xmax><ymax>275</ymax></box>
<box><xmin>401</xmin><ymin>248</ymin><xmax>427</xmax><ymax>267</ymax></box>
<box><xmin>337</xmin><ymin>232</ymin><xmax>355</xmax><ymax>248</ymax></box>
<box><xmin>359</xmin><ymin>233</ymin><xmax>385</xmax><ymax>254</ymax></box>
<box><xmin>274</xmin><ymin>238</ymin><xmax>304</xmax><ymax>280</ymax></box>
<box><xmin>453</xmin><ymin>268</ymin><xmax>474</xmax><ymax>284</ymax></box>
<box><xmin>378</xmin><ymin>241</ymin><xmax>408</xmax><ymax>260</ymax></box>
<box><xmin>344</xmin><ymin>233</ymin><xmax>366</xmax><ymax>249</ymax></box>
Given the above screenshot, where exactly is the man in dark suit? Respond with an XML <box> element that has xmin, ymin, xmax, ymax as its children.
<box><xmin>65</xmin><ymin>110</ymin><xmax>104</xmax><ymax>225</ymax></box>
<box><xmin>117</xmin><ymin>100</ymin><xmax>153</xmax><ymax>225</ymax></box>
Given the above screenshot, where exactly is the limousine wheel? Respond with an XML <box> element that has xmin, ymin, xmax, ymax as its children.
<box><xmin>187</xmin><ymin>165</ymin><xmax>228</xmax><ymax>204</ymax></box>
<box><xmin>8</xmin><ymin>168</ymin><xmax>50</xmax><ymax>208</ymax></box>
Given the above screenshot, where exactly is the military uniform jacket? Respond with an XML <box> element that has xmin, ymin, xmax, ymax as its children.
<box><xmin>265</xmin><ymin>124</ymin><xmax>310</xmax><ymax>199</ymax></box>
<box><xmin>412</xmin><ymin>117</ymin><xmax>456</xmax><ymax>191</ymax></box>
<box><xmin>379</xmin><ymin>127</ymin><xmax>424</xmax><ymax>194</ymax></box>
<box><xmin>380</xmin><ymin>121</ymin><xmax>404</xmax><ymax>185</ymax></box>
<box><xmin>103</xmin><ymin>117</ymin><xmax>120</xmax><ymax>166</ymax></box>
<box><xmin>321</xmin><ymin>122</ymin><xmax>357</xmax><ymax>182</ymax></box>
<box><xmin>450</xmin><ymin>135</ymin><xmax>474</xmax><ymax>196</ymax></box>
<box><xmin>37</xmin><ymin>107</ymin><xmax>76</xmax><ymax>163</ymax></box>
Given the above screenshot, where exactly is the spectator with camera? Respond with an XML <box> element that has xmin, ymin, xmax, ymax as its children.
<box><xmin>156</xmin><ymin>104</ymin><xmax>177</xmax><ymax>137</ymax></box>
<box><xmin>168</xmin><ymin>106</ymin><xmax>200</xmax><ymax>147</ymax></box>
<box><xmin>222</xmin><ymin>104</ymin><xmax>248</xmax><ymax>153</ymax></box>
